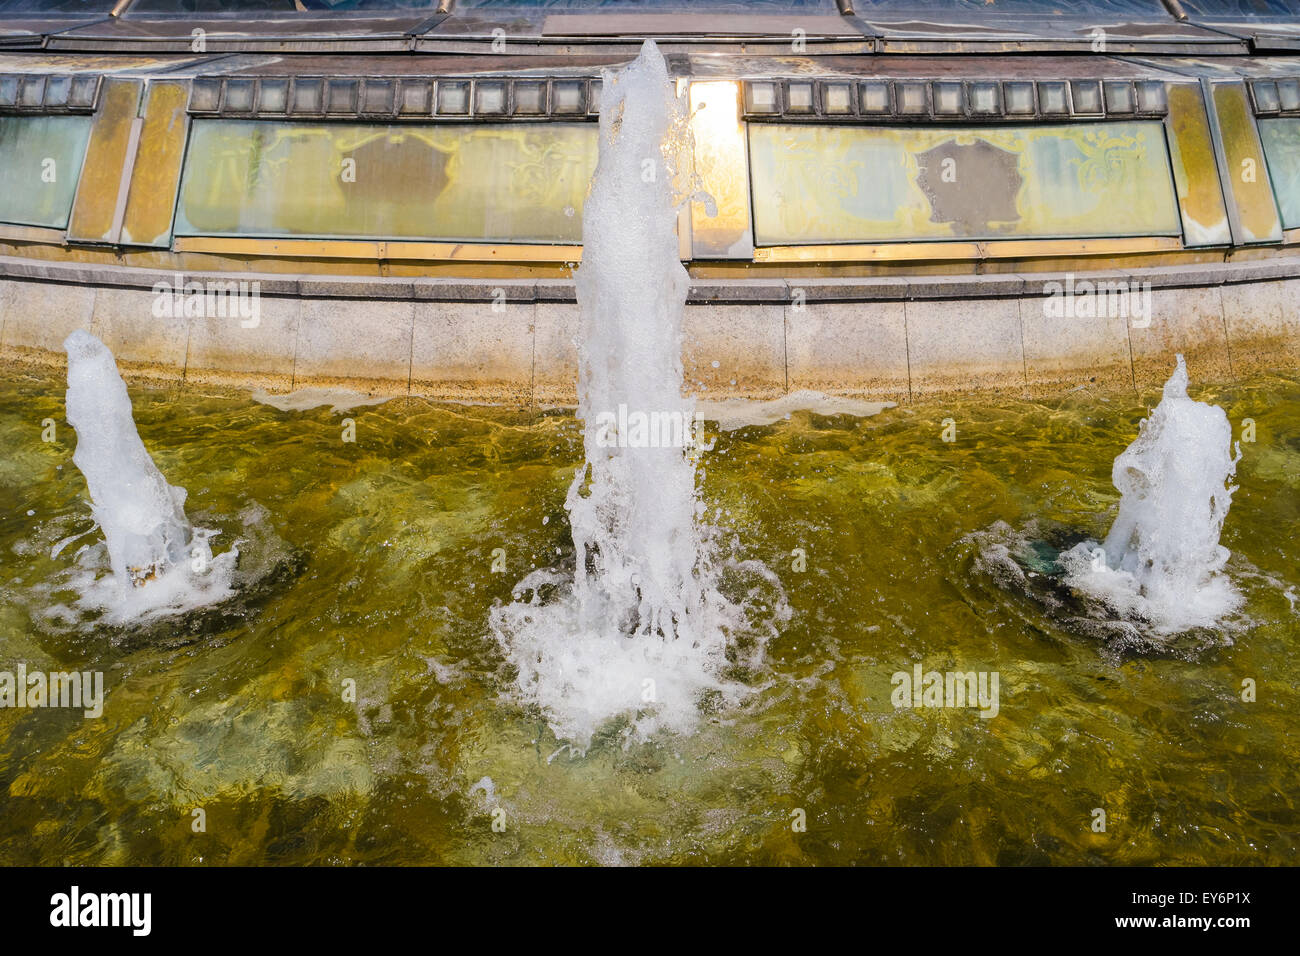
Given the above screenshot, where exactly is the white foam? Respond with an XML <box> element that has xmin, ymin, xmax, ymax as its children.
<box><xmin>54</xmin><ymin>530</ymin><xmax>239</xmax><ymax>627</ymax></box>
<box><xmin>1060</xmin><ymin>355</ymin><xmax>1242</xmax><ymax>634</ymax></box>
<box><xmin>251</xmin><ymin>387</ymin><xmax>398</xmax><ymax>414</ymax></box>
<box><xmin>698</xmin><ymin>389</ymin><xmax>894</xmax><ymax>432</ymax></box>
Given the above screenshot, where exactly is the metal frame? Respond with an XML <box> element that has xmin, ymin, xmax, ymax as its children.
<box><xmin>741</xmin><ymin>76</ymin><xmax>1169</xmax><ymax>123</ymax></box>
<box><xmin>0</xmin><ymin>222</ymin><xmax>66</xmax><ymax>244</ymax></box>
<box><xmin>1160</xmin><ymin>80</ymin><xmax>1232</xmax><ymax>249</ymax></box>
<box><xmin>3</xmin><ymin>43</ymin><xmax>1293</xmax><ymax>265</ymax></box>
<box><xmin>753</xmin><ymin>237</ymin><xmax>1184</xmax><ymax>264</ymax></box>
<box><xmin>8</xmin><ymin>0</ymin><xmax>1292</xmax><ymax>57</ymax></box>
<box><xmin>172</xmin><ymin>237</ymin><xmax>583</xmax><ymax>263</ymax></box>
<box><xmin>187</xmin><ymin>73</ymin><xmax>602</xmax><ymax>122</ymax></box>
<box><xmin>1202</xmin><ymin>77</ymin><xmax>1282</xmax><ymax>246</ymax></box>
<box><xmin>107</xmin><ymin>108</ymin><xmax>143</xmax><ymax>245</ymax></box>
<box><xmin>66</xmin><ymin>76</ymin><xmax>142</xmax><ymax>244</ymax></box>
<box><xmin>1249</xmin><ymin>77</ymin><xmax>1300</xmax><ymax>116</ymax></box>
<box><xmin>0</xmin><ymin>72</ymin><xmax>100</xmax><ymax>113</ymax></box>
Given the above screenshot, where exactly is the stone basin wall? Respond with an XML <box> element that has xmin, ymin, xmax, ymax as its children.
<box><xmin>1</xmin><ymin>255</ymin><xmax>1296</xmax><ymax>405</ymax></box>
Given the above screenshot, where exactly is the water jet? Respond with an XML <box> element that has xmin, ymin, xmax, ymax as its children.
<box><xmin>489</xmin><ymin>40</ymin><xmax>782</xmax><ymax>748</ymax></box>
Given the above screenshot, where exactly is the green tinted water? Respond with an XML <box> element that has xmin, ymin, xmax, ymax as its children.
<box><xmin>0</xmin><ymin>367</ymin><xmax>1296</xmax><ymax>865</ymax></box>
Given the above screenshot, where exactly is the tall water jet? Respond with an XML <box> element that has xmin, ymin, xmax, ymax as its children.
<box><xmin>59</xmin><ymin>330</ymin><xmax>238</xmax><ymax>623</ymax></box>
<box><xmin>490</xmin><ymin>41</ymin><xmax>781</xmax><ymax>747</ymax></box>
<box><xmin>568</xmin><ymin>39</ymin><xmax>701</xmax><ymax>644</ymax></box>
<box><xmin>1060</xmin><ymin>354</ymin><xmax>1242</xmax><ymax>634</ymax></box>
<box><xmin>64</xmin><ymin>330</ymin><xmax>192</xmax><ymax>589</ymax></box>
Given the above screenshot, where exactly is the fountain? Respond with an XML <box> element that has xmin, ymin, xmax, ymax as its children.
<box><xmin>64</xmin><ymin>330</ymin><xmax>193</xmax><ymax>588</ymax></box>
<box><xmin>1058</xmin><ymin>354</ymin><xmax>1243</xmax><ymax>634</ymax></box>
<box><xmin>567</xmin><ymin>39</ymin><xmax>703</xmax><ymax>647</ymax></box>
<box><xmin>489</xmin><ymin>41</ymin><xmax>781</xmax><ymax>748</ymax></box>
<box><xmin>61</xmin><ymin>330</ymin><xmax>237</xmax><ymax>622</ymax></box>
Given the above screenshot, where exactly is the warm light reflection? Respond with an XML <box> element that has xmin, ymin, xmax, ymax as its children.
<box><xmin>688</xmin><ymin>80</ymin><xmax>753</xmax><ymax>258</ymax></box>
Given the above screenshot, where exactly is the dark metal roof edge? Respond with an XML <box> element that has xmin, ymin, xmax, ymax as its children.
<box><xmin>8</xmin><ymin>3</ymin><xmax>1285</xmax><ymax>58</ymax></box>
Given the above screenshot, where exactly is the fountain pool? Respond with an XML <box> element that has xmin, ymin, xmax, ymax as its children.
<box><xmin>0</xmin><ymin>364</ymin><xmax>1297</xmax><ymax>865</ymax></box>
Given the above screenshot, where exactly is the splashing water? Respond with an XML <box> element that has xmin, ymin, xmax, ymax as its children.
<box><xmin>1060</xmin><ymin>354</ymin><xmax>1242</xmax><ymax>634</ymax></box>
<box><xmin>489</xmin><ymin>41</ymin><xmax>784</xmax><ymax>748</ymax></box>
<box><xmin>568</xmin><ymin>40</ymin><xmax>702</xmax><ymax>646</ymax></box>
<box><xmin>61</xmin><ymin>330</ymin><xmax>237</xmax><ymax>623</ymax></box>
<box><xmin>64</xmin><ymin>330</ymin><xmax>191</xmax><ymax>585</ymax></box>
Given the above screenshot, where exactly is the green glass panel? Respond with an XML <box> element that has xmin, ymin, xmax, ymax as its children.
<box><xmin>175</xmin><ymin>119</ymin><xmax>598</xmax><ymax>243</ymax></box>
<box><xmin>0</xmin><ymin>115</ymin><xmax>92</xmax><ymax>230</ymax></box>
<box><xmin>749</xmin><ymin>122</ymin><xmax>1182</xmax><ymax>245</ymax></box>
<box><xmin>1259</xmin><ymin>117</ymin><xmax>1300</xmax><ymax>230</ymax></box>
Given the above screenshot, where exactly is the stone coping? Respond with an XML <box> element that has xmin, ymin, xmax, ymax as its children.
<box><xmin>1</xmin><ymin>253</ymin><xmax>1299</xmax><ymax>305</ymax></box>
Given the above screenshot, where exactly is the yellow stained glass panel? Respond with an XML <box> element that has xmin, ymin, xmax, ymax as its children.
<box><xmin>176</xmin><ymin>120</ymin><xmax>598</xmax><ymax>243</ymax></box>
<box><xmin>749</xmin><ymin>122</ymin><xmax>1182</xmax><ymax>245</ymax></box>
<box><xmin>1212</xmin><ymin>83</ymin><xmax>1283</xmax><ymax>244</ymax></box>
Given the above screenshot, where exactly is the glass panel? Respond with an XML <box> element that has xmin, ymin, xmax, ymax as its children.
<box><xmin>1179</xmin><ymin>0</ymin><xmax>1300</xmax><ymax>18</ymax></box>
<box><xmin>1259</xmin><ymin>117</ymin><xmax>1300</xmax><ymax>229</ymax></box>
<box><xmin>175</xmin><ymin>119</ymin><xmax>597</xmax><ymax>242</ymax></box>
<box><xmin>689</xmin><ymin>80</ymin><xmax>752</xmax><ymax>258</ymax></box>
<box><xmin>124</xmin><ymin>0</ymin><xmax>300</xmax><ymax>11</ymax></box>
<box><xmin>121</xmin><ymin>80</ymin><xmax>191</xmax><ymax>247</ymax></box>
<box><xmin>835</xmin><ymin>0</ymin><xmax>1173</xmax><ymax>14</ymax></box>
<box><xmin>67</xmin><ymin>77</ymin><xmax>140</xmax><ymax>242</ymax></box>
<box><xmin>749</xmin><ymin>122</ymin><xmax>1181</xmax><ymax>245</ymax></box>
<box><xmin>1166</xmin><ymin>82</ymin><xmax>1231</xmax><ymax>246</ymax></box>
<box><xmin>0</xmin><ymin>1</ymin><xmax>118</xmax><ymax>13</ymax></box>
<box><xmin>0</xmin><ymin>115</ymin><xmax>91</xmax><ymax>229</ymax></box>
<box><xmin>459</xmin><ymin>0</ymin><xmax>836</xmax><ymax>9</ymax></box>
<box><xmin>124</xmin><ymin>0</ymin><xmax>438</xmax><ymax>11</ymax></box>
<box><xmin>1212</xmin><ymin>82</ymin><xmax>1283</xmax><ymax>243</ymax></box>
